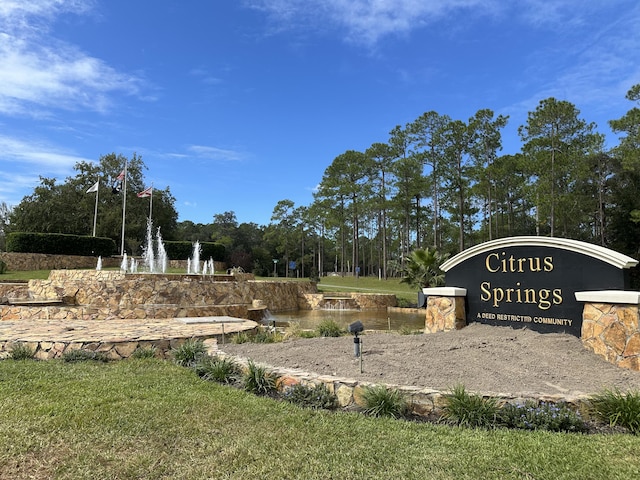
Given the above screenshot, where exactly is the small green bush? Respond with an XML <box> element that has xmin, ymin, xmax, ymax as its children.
<box><xmin>500</xmin><ymin>401</ymin><xmax>587</xmax><ymax>433</ymax></box>
<box><xmin>0</xmin><ymin>259</ymin><xmax>7</xmax><ymax>274</ymax></box>
<box><xmin>231</xmin><ymin>332</ymin><xmax>250</xmax><ymax>344</ymax></box>
<box><xmin>61</xmin><ymin>349</ymin><xmax>108</xmax><ymax>363</ymax></box>
<box><xmin>316</xmin><ymin>320</ymin><xmax>343</xmax><ymax>337</ymax></box>
<box><xmin>441</xmin><ymin>384</ymin><xmax>500</xmax><ymax>428</ymax></box>
<box><xmin>253</xmin><ymin>329</ymin><xmax>284</xmax><ymax>343</ymax></box>
<box><xmin>131</xmin><ymin>346</ymin><xmax>158</xmax><ymax>359</ymax></box>
<box><xmin>398</xmin><ymin>325</ymin><xmax>421</xmax><ymax>335</ymax></box>
<box><xmin>9</xmin><ymin>343</ymin><xmax>35</xmax><ymax>360</ymax></box>
<box><xmin>283</xmin><ymin>382</ymin><xmax>339</xmax><ymax>410</ymax></box>
<box><xmin>243</xmin><ymin>360</ymin><xmax>278</xmax><ymax>395</ymax></box>
<box><xmin>360</xmin><ymin>385</ymin><xmax>408</xmax><ymax>418</ymax></box>
<box><xmin>589</xmin><ymin>388</ymin><xmax>640</xmax><ymax>434</ymax></box>
<box><xmin>172</xmin><ymin>339</ymin><xmax>207</xmax><ymax>367</ymax></box>
<box><xmin>195</xmin><ymin>355</ymin><xmax>241</xmax><ymax>384</ymax></box>
<box><xmin>298</xmin><ymin>330</ymin><xmax>319</xmax><ymax>339</ymax></box>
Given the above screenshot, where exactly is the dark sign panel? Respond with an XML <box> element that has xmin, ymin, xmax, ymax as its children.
<box><xmin>442</xmin><ymin>237</ymin><xmax>637</xmax><ymax>336</ymax></box>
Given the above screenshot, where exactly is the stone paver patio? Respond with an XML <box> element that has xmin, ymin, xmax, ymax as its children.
<box><xmin>0</xmin><ymin>316</ymin><xmax>257</xmax><ymax>360</ymax></box>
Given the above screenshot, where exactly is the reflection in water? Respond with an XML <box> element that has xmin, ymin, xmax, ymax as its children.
<box><xmin>267</xmin><ymin>309</ymin><xmax>425</xmax><ymax>331</ymax></box>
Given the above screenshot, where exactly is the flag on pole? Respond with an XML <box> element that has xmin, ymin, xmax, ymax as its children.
<box><xmin>137</xmin><ymin>186</ymin><xmax>153</xmax><ymax>198</ymax></box>
<box><xmin>116</xmin><ymin>170</ymin><xmax>125</xmax><ymax>181</ymax></box>
<box><xmin>86</xmin><ymin>181</ymin><xmax>99</xmax><ymax>193</ymax></box>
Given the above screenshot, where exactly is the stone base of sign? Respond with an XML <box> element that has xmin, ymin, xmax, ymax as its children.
<box><xmin>424</xmin><ymin>288</ymin><xmax>467</xmax><ymax>334</ymax></box>
<box><xmin>576</xmin><ymin>291</ymin><xmax>640</xmax><ymax>371</ymax></box>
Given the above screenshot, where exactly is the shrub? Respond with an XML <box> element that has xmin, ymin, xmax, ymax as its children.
<box><xmin>500</xmin><ymin>401</ymin><xmax>587</xmax><ymax>433</ymax></box>
<box><xmin>253</xmin><ymin>329</ymin><xmax>285</xmax><ymax>343</ymax></box>
<box><xmin>9</xmin><ymin>343</ymin><xmax>35</xmax><ymax>360</ymax></box>
<box><xmin>360</xmin><ymin>385</ymin><xmax>408</xmax><ymax>418</ymax></box>
<box><xmin>283</xmin><ymin>382</ymin><xmax>339</xmax><ymax>410</ymax></box>
<box><xmin>298</xmin><ymin>330</ymin><xmax>319</xmax><ymax>339</ymax></box>
<box><xmin>441</xmin><ymin>384</ymin><xmax>500</xmax><ymax>428</ymax></box>
<box><xmin>589</xmin><ymin>388</ymin><xmax>640</xmax><ymax>434</ymax></box>
<box><xmin>131</xmin><ymin>345</ymin><xmax>158</xmax><ymax>359</ymax></box>
<box><xmin>0</xmin><ymin>259</ymin><xmax>7</xmax><ymax>274</ymax></box>
<box><xmin>231</xmin><ymin>332</ymin><xmax>250</xmax><ymax>344</ymax></box>
<box><xmin>243</xmin><ymin>360</ymin><xmax>279</xmax><ymax>395</ymax></box>
<box><xmin>398</xmin><ymin>325</ymin><xmax>421</xmax><ymax>335</ymax></box>
<box><xmin>62</xmin><ymin>349</ymin><xmax>108</xmax><ymax>363</ymax></box>
<box><xmin>195</xmin><ymin>355</ymin><xmax>241</xmax><ymax>384</ymax></box>
<box><xmin>171</xmin><ymin>339</ymin><xmax>207</xmax><ymax>367</ymax></box>
<box><xmin>316</xmin><ymin>320</ymin><xmax>343</xmax><ymax>337</ymax></box>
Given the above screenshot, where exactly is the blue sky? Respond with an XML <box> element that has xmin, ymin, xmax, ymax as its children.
<box><xmin>1</xmin><ymin>1</ymin><xmax>639</xmax><ymax>226</ymax></box>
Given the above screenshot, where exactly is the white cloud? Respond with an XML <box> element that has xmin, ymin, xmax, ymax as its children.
<box><xmin>188</xmin><ymin>145</ymin><xmax>245</xmax><ymax>162</ymax></box>
<box><xmin>0</xmin><ymin>134</ymin><xmax>91</xmax><ymax>170</ymax></box>
<box><xmin>0</xmin><ymin>0</ymin><xmax>143</xmax><ymax>116</ymax></box>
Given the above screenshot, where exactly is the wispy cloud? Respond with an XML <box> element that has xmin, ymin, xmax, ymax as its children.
<box><xmin>187</xmin><ymin>145</ymin><xmax>246</xmax><ymax>162</ymax></box>
<box><xmin>0</xmin><ymin>0</ymin><xmax>144</xmax><ymax>117</ymax></box>
<box><xmin>246</xmin><ymin>0</ymin><xmax>629</xmax><ymax>46</ymax></box>
<box><xmin>0</xmin><ymin>133</ymin><xmax>92</xmax><ymax>206</ymax></box>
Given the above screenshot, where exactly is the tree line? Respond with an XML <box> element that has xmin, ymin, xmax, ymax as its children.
<box><xmin>2</xmin><ymin>85</ymin><xmax>640</xmax><ymax>278</ymax></box>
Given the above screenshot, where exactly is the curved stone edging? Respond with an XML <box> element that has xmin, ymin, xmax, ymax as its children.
<box><xmin>218</xmin><ymin>352</ymin><xmax>594</xmax><ymax>419</ymax></box>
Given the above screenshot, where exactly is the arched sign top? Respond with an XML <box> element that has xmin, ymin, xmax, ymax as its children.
<box><xmin>441</xmin><ymin>236</ymin><xmax>638</xmax><ymax>272</ymax></box>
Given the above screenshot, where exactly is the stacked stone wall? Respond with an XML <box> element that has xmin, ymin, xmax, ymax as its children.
<box><xmin>1</xmin><ymin>270</ymin><xmax>318</xmax><ymax>321</ymax></box>
<box><xmin>0</xmin><ymin>252</ymin><xmax>122</xmax><ymax>271</ymax></box>
<box><xmin>581</xmin><ymin>303</ymin><xmax>640</xmax><ymax>371</ymax></box>
<box><xmin>302</xmin><ymin>293</ymin><xmax>396</xmax><ymax>310</ymax></box>
<box><xmin>425</xmin><ymin>296</ymin><xmax>466</xmax><ymax>333</ymax></box>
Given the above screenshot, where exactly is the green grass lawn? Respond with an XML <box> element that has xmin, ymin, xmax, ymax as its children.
<box><xmin>1</xmin><ymin>359</ymin><xmax>639</xmax><ymax>480</ymax></box>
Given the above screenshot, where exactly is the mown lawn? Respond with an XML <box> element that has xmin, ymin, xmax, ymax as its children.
<box><xmin>1</xmin><ymin>359</ymin><xmax>639</xmax><ymax>480</ymax></box>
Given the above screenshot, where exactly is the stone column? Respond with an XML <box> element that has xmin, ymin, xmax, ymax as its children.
<box><xmin>575</xmin><ymin>290</ymin><xmax>640</xmax><ymax>371</ymax></box>
<box><xmin>423</xmin><ymin>287</ymin><xmax>467</xmax><ymax>334</ymax></box>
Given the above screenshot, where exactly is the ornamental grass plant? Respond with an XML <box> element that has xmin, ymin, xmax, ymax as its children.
<box><xmin>8</xmin><ymin>343</ymin><xmax>35</xmax><ymax>360</ymax></box>
<box><xmin>360</xmin><ymin>385</ymin><xmax>409</xmax><ymax>418</ymax></box>
<box><xmin>282</xmin><ymin>382</ymin><xmax>339</xmax><ymax>410</ymax></box>
<box><xmin>441</xmin><ymin>384</ymin><xmax>500</xmax><ymax>428</ymax></box>
<box><xmin>589</xmin><ymin>388</ymin><xmax>640</xmax><ymax>434</ymax></box>
<box><xmin>243</xmin><ymin>360</ymin><xmax>279</xmax><ymax>395</ymax></box>
<box><xmin>171</xmin><ymin>338</ymin><xmax>207</xmax><ymax>367</ymax></box>
<box><xmin>194</xmin><ymin>355</ymin><xmax>241</xmax><ymax>385</ymax></box>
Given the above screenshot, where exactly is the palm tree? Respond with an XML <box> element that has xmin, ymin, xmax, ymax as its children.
<box><xmin>400</xmin><ymin>248</ymin><xmax>448</xmax><ymax>290</ymax></box>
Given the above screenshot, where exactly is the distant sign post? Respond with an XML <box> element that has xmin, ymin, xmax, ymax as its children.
<box><xmin>272</xmin><ymin>259</ymin><xmax>278</xmax><ymax>277</ymax></box>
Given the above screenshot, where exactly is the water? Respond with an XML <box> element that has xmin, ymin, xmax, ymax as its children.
<box><xmin>267</xmin><ymin>309</ymin><xmax>425</xmax><ymax>331</ymax></box>
<box><xmin>96</xmin><ymin>256</ymin><xmax>102</xmax><ymax>271</ymax></box>
<box><xmin>156</xmin><ymin>227</ymin><xmax>167</xmax><ymax>273</ymax></box>
<box><xmin>189</xmin><ymin>240</ymin><xmax>201</xmax><ymax>274</ymax></box>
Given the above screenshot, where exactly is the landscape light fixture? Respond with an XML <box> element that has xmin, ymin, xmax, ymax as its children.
<box><xmin>347</xmin><ymin>320</ymin><xmax>365</xmax><ymax>374</ymax></box>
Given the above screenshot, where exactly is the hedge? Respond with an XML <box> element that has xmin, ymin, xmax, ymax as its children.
<box><xmin>6</xmin><ymin>232</ymin><xmax>117</xmax><ymax>257</ymax></box>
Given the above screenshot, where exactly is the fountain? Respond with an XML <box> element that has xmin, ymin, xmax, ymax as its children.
<box><xmin>120</xmin><ymin>252</ymin><xmax>128</xmax><ymax>272</ymax></box>
<box><xmin>96</xmin><ymin>256</ymin><xmax>102</xmax><ymax>271</ymax></box>
<box><xmin>189</xmin><ymin>240</ymin><xmax>201</xmax><ymax>274</ymax></box>
<box><xmin>156</xmin><ymin>227</ymin><xmax>168</xmax><ymax>273</ymax></box>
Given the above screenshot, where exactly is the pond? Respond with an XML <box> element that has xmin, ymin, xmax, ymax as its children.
<box><xmin>266</xmin><ymin>308</ymin><xmax>425</xmax><ymax>331</ymax></box>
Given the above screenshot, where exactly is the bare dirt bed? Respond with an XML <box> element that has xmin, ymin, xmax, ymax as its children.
<box><xmin>220</xmin><ymin>323</ymin><xmax>640</xmax><ymax>397</ymax></box>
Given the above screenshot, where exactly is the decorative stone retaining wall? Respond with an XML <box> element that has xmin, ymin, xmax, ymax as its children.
<box><xmin>221</xmin><ymin>353</ymin><xmax>592</xmax><ymax>419</ymax></box>
<box><xmin>301</xmin><ymin>293</ymin><xmax>397</xmax><ymax>310</ymax></box>
<box><xmin>1</xmin><ymin>270</ymin><xmax>317</xmax><ymax>321</ymax></box>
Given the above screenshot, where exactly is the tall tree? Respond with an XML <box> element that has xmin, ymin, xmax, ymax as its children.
<box><xmin>365</xmin><ymin>142</ymin><xmax>394</xmax><ymax>278</ymax></box>
<box><xmin>442</xmin><ymin>119</ymin><xmax>473</xmax><ymax>251</ymax></box>
<box><xmin>518</xmin><ymin>98</ymin><xmax>596</xmax><ymax>237</ymax></box>
<box><xmin>408</xmin><ymin>111</ymin><xmax>451</xmax><ymax>248</ymax></box>
<box><xmin>468</xmin><ymin>109</ymin><xmax>509</xmax><ymax>241</ymax></box>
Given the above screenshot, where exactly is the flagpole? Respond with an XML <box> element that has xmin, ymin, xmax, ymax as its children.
<box><xmin>92</xmin><ymin>182</ymin><xmax>99</xmax><ymax>237</ymax></box>
<box><xmin>149</xmin><ymin>183</ymin><xmax>153</xmax><ymax>224</ymax></box>
<box><xmin>120</xmin><ymin>159</ymin><xmax>128</xmax><ymax>256</ymax></box>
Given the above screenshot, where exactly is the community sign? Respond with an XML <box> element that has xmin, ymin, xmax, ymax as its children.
<box><xmin>441</xmin><ymin>237</ymin><xmax>638</xmax><ymax>336</ymax></box>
